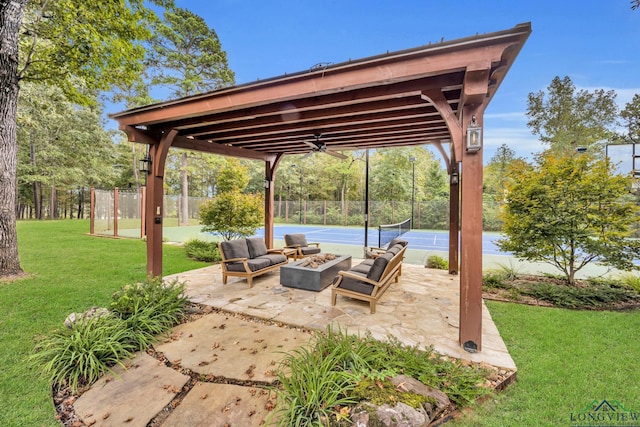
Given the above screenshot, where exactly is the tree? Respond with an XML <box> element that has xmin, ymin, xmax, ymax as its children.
<box><xmin>199</xmin><ymin>160</ymin><xmax>263</xmax><ymax>240</ymax></box>
<box><xmin>633</xmin><ymin>1</ymin><xmax>639</xmax><ymax>11</ymax></box>
<box><xmin>621</xmin><ymin>94</ymin><xmax>640</xmax><ymax>144</ymax></box>
<box><xmin>17</xmin><ymin>82</ymin><xmax>116</xmax><ymax>219</ymax></box>
<box><xmin>0</xmin><ymin>0</ymin><xmax>27</xmax><ymax>275</ymax></box>
<box><xmin>146</xmin><ymin>7</ymin><xmax>235</xmax><ymax>225</ymax></box>
<box><xmin>498</xmin><ymin>152</ymin><xmax>640</xmax><ymax>285</ymax></box>
<box><xmin>147</xmin><ymin>7</ymin><xmax>234</xmax><ymax>97</ymax></box>
<box><xmin>527</xmin><ymin>76</ymin><xmax>618</xmax><ymax>156</ymax></box>
<box><xmin>1</xmin><ymin>0</ymin><xmax>166</xmax><ymax>276</ymax></box>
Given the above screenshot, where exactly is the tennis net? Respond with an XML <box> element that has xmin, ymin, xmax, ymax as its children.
<box><xmin>378</xmin><ymin>218</ymin><xmax>410</xmax><ymax>248</ymax></box>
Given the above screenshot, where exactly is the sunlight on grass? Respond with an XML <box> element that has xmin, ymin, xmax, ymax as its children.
<box><xmin>451</xmin><ymin>302</ymin><xmax>640</xmax><ymax>426</ymax></box>
<box><xmin>0</xmin><ymin>220</ymin><xmax>207</xmax><ymax>426</ymax></box>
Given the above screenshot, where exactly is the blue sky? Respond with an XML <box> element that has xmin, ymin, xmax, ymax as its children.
<box><xmin>152</xmin><ymin>0</ymin><xmax>640</xmax><ymax>168</ymax></box>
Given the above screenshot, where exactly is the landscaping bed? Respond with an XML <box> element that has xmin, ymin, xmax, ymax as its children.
<box><xmin>482</xmin><ymin>272</ymin><xmax>640</xmax><ymax>310</ymax></box>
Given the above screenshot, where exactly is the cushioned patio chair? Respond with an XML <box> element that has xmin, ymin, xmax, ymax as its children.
<box><xmin>283</xmin><ymin>233</ymin><xmax>321</xmax><ymax>260</ymax></box>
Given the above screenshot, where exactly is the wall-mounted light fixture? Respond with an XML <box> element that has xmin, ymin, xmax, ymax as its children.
<box><xmin>466</xmin><ymin>116</ymin><xmax>482</xmax><ymax>153</ymax></box>
<box><xmin>450</xmin><ymin>172</ymin><xmax>459</xmax><ymax>185</ymax></box>
<box><xmin>139</xmin><ymin>154</ymin><xmax>152</xmax><ymax>175</ymax></box>
<box><xmin>263</xmin><ymin>179</ymin><xmax>270</xmax><ymax>189</ymax></box>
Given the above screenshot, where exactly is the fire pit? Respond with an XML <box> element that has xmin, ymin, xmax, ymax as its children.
<box><xmin>280</xmin><ymin>254</ymin><xmax>352</xmax><ymax>291</ymax></box>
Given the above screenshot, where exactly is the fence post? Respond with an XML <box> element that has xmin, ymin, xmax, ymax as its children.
<box><xmin>323</xmin><ymin>200</ymin><xmax>327</xmax><ymax>225</ymax></box>
<box><xmin>141</xmin><ymin>186</ymin><xmax>147</xmax><ymax>238</ymax></box>
<box><xmin>114</xmin><ymin>187</ymin><xmax>119</xmax><ymax>237</ymax></box>
<box><xmin>90</xmin><ymin>187</ymin><xmax>95</xmax><ymax>235</ymax></box>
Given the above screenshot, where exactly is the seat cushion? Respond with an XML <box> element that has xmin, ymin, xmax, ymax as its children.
<box><xmin>386</xmin><ymin>244</ymin><xmax>403</xmax><ymax>255</ymax></box>
<box><xmin>366</xmin><ymin>253</ymin><xmax>392</xmax><ymax>281</ymax></box>
<box><xmin>388</xmin><ymin>238</ymin><xmax>408</xmax><ymax>248</ymax></box>
<box><xmin>337</xmin><ymin>273</ymin><xmax>374</xmax><ymax>296</ymax></box>
<box><xmin>226</xmin><ymin>258</ymin><xmax>271</xmax><ymax>272</ymax></box>
<box><xmin>284</xmin><ymin>234</ymin><xmax>308</xmax><ymax>247</ymax></box>
<box><xmin>300</xmin><ymin>246</ymin><xmax>321</xmax><ymax>256</ymax></box>
<box><xmin>246</xmin><ymin>238</ymin><xmax>268</xmax><ymax>258</ymax></box>
<box><xmin>255</xmin><ymin>253</ymin><xmax>287</xmax><ymax>266</ymax></box>
<box><xmin>350</xmin><ymin>263</ymin><xmax>372</xmax><ymax>275</ymax></box>
<box><xmin>220</xmin><ymin>239</ymin><xmax>250</xmax><ymax>260</ymax></box>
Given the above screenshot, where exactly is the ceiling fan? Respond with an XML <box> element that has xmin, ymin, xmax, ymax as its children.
<box><xmin>302</xmin><ymin>133</ymin><xmax>347</xmax><ymax>159</ymax></box>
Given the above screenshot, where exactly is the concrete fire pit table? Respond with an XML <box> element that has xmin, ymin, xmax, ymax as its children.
<box><xmin>280</xmin><ymin>254</ymin><xmax>352</xmax><ymax>291</ymax></box>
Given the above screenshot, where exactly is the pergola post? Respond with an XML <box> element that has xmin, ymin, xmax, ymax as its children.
<box><xmin>145</xmin><ymin>130</ymin><xmax>177</xmax><ymax>277</ymax></box>
<box><xmin>264</xmin><ymin>154</ymin><xmax>282</xmax><ymax>248</ymax></box>
<box><xmin>459</xmin><ymin>111</ymin><xmax>484</xmax><ymax>352</ymax></box>
<box><xmin>448</xmin><ymin>163</ymin><xmax>460</xmax><ymax>275</ymax></box>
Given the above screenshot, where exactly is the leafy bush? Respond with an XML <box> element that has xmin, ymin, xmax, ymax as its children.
<box><xmin>608</xmin><ymin>274</ymin><xmax>640</xmax><ymax>293</ymax></box>
<box><xmin>426</xmin><ymin>254</ymin><xmax>448</xmax><ymax>270</ymax></box>
<box><xmin>521</xmin><ymin>282</ymin><xmax>640</xmax><ymax>309</ymax></box>
<box><xmin>482</xmin><ymin>272</ymin><xmax>512</xmax><ymax>290</ymax></box>
<box><xmin>275</xmin><ymin>340</ymin><xmax>359</xmax><ymax>426</ymax></box>
<box><xmin>110</xmin><ymin>277</ymin><xmax>189</xmax><ymax>350</ymax></box>
<box><xmin>274</xmin><ymin>327</ymin><xmax>491</xmax><ymax>425</ymax></box>
<box><xmin>32</xmin><ymin>277</ymin><xmax>190</xmax><ymax>393</ymax></box>
<box><xmin>184</xmin><ymin>239</ymin><xmax>221</xmax><ymax>262</ymax></box>
<box><xmin>31</xmin><ymin>315</ymin><xmax>137</xmax><ymax>393</ymax></box>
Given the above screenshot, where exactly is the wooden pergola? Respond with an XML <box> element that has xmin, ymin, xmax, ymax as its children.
<box><xmin>110</xmin><ymin>23</ymin><xmax>531</xmax><ymax>352</ymax></box>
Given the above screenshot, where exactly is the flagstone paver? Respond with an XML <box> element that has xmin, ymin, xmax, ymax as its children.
<box><xmin>155</xmin><ymin>310</ymin><xmax>313</xmax><ymax>383</ymax></box>
<box><xmin>162</xmin><ymin>383</ymin><xmax>276</xmax><ymax>427</ymax></box>
<box><xmin>73</xmin><ymin>352</ymin><xmax>190</xmax><ymax>427</ymax></box>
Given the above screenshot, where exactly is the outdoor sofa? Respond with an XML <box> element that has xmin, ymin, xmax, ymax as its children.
<box><xmin>218</xmin><ymin>238</ymin><xmax>288</xmax><ymax>287</ymax></box>
<box><xmin>283</xmin><ymin>233</ymin><xmax>321</xmax><ymax>260</ymax></box>
<box><xmin>331</xmin><ymin>239</ymin><xmax>408</xmax><ymax>313</ymax></box>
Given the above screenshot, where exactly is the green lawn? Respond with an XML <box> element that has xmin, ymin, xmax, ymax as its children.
<box><xmin>2</xmin><ymin>220</ymin><xmax>639</xmax><ymax>426</ymax></box>
<box><xmin>451</xmin><ymin>302</ymin><xmax>640</xmax><ymax>426</ymax></box>
<box><xmin>0</xmin><ymin>220</ymin><xmax>208</xmax><ymax>426</ymax></box>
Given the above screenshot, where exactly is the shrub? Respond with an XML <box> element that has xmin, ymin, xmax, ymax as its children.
<box><xmin>31</xmin><ymin>315</ymin><xmax>137</xmax><ymax>393</ymax></box>
<box><xmin>275</xmin><ymin>341</ymin><xmax>359</xmax><ymax>426</ymax></box>
<box><xmin>184</xmin><ymin>239</ymin><xmax>220</xmax><ymax>262</ymax></box>
<box><xmin>426</xmin><ymin>254</ymin><xmax>448</xmax><ymax>270</ymax></box>
<box><xmin>612</xmin><ymin>274</ymin><xmax>640</xmax><ymax>293</ymax></box>
<box><xmin>482</xmin><ymin>272</ymin><xmax>512</xmax><ymax>290</ymax></box>
<box><xmin>273</xmin><ymin>326</ymin><xmax>491</xmax><ymax>425</ymax></box>
<box><xmin>32</xmin><ymin>277</ymin><xmax>190</xmax><ymax>393</ymax></box>
<box><xmin>521</xmin><ymin>282</ymin><xmax>640</xmax><ymax>309</ymax></box>
<box><xmin>110</xmin><ymin>277</ymin><xmax>189</xmax><ymax>349</ymax></box>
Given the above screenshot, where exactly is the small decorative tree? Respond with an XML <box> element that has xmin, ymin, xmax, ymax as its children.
<box><xmin>498</xmin><ymin>152</ymin><xmax>640</xmax><ymax>285</ymax></box>
<box><xmin>199</xmin><ymin>160</ymin><xmax>264</xmax><ymax>241</ymax></box>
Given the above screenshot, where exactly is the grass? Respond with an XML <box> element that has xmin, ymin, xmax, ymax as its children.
<box><xmin>3</xmin><ymin>220</ymin><xmax>640</xmax><ymax>426</ymax></box>
<box><xmin>450</xmin><ymin>301</ymin><xmax>640</xmax><ymax>426</ymax></box>
<box><xmin>0</xmin><ymin>220</ymin><xmax>208</xmax><ymax>427</ymax></box>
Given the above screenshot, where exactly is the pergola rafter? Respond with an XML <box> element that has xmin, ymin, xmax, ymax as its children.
<box><xmin>110</xmin><ymin>22</ymin><xmax>531</xmax><ymax>352</ymax></box>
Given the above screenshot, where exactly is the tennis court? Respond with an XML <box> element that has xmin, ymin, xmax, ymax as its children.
<box><xmin>120</xmin><ymin>222</ymin><xmax>506</xmax><ymax>256</ymax></box>
<box><xmin>254</xmin><ymin>224</ymin><xmax>506</xmax><ymax>256</ymax></box>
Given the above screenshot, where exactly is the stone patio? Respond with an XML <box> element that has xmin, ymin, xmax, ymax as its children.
<box><xmin>71</xmin><ymin>261</ymin><xmax>516</xmax><ymax>426</ymax></box>
<box><xmin>166</xmin><ymin>261</ymin><xmax>516</xmax><ymax>370</ymax></box>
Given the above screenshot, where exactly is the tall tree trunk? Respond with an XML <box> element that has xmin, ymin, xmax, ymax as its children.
<box><xmin>30</xmin><ymin>140</ymin><xmax>42</xmax><ymax>219</ymax></box>
<box><xmin>38</xmin><ymin>184</ymin><xmax>44</xmax><ymax>219</ymax></box>
<box><xmin>77</xmin><ymin>187</ymin><xmax>84</xmax><ymax>219</ymax></box>
<box><xmin>181</xmin><ymin>152</ymin><xmax>189</xmax><ymax>225</ymax></box>
<box><xmin>0</xmin><ymin>0</ymin><xmax>27</xmax><ymax>276</ymax></box>
<box><xmin>50</xmin><ymin>185</ymin><xmax>57</xmax><ymax>219</ymax></box>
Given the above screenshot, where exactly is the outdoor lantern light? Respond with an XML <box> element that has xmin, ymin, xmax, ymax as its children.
<box><xmin>450</xmin><ymin>171</ymin><xmax>459</xmax><ymax>185</ymax></box>
<box><xmin>139</xmin><ymin>154</ymin><xmax>152</xmax><ymax>175</ymax></box>
<box><xmin>466</xmin><ymin>116</ymin><xmax>482</xmax><ymax>153</ymax></box>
